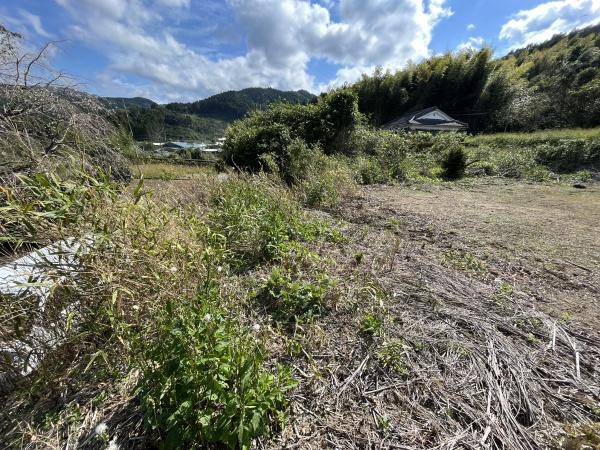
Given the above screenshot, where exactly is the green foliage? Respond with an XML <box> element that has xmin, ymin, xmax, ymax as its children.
<box><xmin>287</xmin><ymin>141</ymin><xmax>356</xmax><ymax>207</ymax></box>
<box><xmin>360</xmin><ymin>312</ymin><xmax>384</xmax><ymax>336</ymax></box>
<box><xmin>499</xmin><ymin>24</ymin><xmax>600</xmax><ymax>129</ymax></box>
<box><xmin>209</xmin><ymin>176</ymin><xmax>311</xmax><ymax>270</ymax></box>
<box><xmin>223</xmin><ymin>89</ymin><xmax>363</xmax><ymax>172</ymax></box>
<box><xmin>376</xmin><ymin>339</ymin><xmax>410</xmax><ymax>376</ymax></box>
<box><xmin>137</xmin><ymin>295</ymin><xmax>295</xmax><ymax>449</ymax></box>
<box><xmin>467</xmin><ymin>130</ymin><xmax>600</xmax><ymax>179</ymax></box>
<box><xmin>261</xmin><ymin>267</ymin><xmax>330</xmax><ymax>323</ymax></box>
<box><xmin>0</xmin><ymin>172</ymin><xmax>117</xmax><ymax>247</ymax></box>
<box><xmin>441</xmin><ymin>249</ymin><xmax>488</xmax><ymax>279</ymax></box>
<box><xmin>440</xmin><ymin>146</ymin><xmax>467</xmax><ymax>179</ymax></box>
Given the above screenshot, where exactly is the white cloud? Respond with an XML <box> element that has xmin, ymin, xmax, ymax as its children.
<box><xmin>155</xmin><ymin>0</ymin><xmax>190</xmax><ymax>6</ymax></box>
<box><xmin>18</xmin><ymin>10</ymin><xmax>54</xmax><ymax>39</ymax></box>
<box><xmin>456</xmin><ymin>36</ymin><xmax>484</xmax><ymax>52</ymax></box>
<box><xmin>500</xmin><ymin>0</ymin><xmax>600</xmax><ymax>49</ymax></box>
<box><xmin>466</xmin><ymin>23</ymin><xmax>475</xmax><ymax>31</ymax></box>
<box><xmin>54</xmin><ymin>0</ymin><xmax>453</xmax><ymax>101</ymax></box>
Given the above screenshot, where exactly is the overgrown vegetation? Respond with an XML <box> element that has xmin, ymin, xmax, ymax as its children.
<box><xmin>352</xmin><ymin>24</ymin><xmax>600</xmax><ymax>132</ymax></box>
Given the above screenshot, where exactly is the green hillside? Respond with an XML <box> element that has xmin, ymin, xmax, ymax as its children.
<box><xmin>111</xmin><ymin>88</ymin><xmax>316</xmax><ymax>142</ymax></box>
<box><xmin>102</xmin><ymin>96</ymin><xmax>157</xmax><ymax>109</ymax></box>
<box><xmin>166</xmin><ymin>87</ymin><xmax>315</xmax><ymax>121</ymax></box>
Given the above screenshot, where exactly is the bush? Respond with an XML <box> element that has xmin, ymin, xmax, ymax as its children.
<box><xmin>137</xmin><ymin>295</ymin><xmax>295</xmax><ymax>449</ymax></box>
<box><xmin>441</xmin><ymin>146</ymin><xmax>467</xmax><ymax>179</ymax></box>
<box><xmin>223</xmin><ymin>89</ymin><xmax>363</xmax><ymax>172</ymax></box>
<box><xmin>535</xmin><ymin>140</ymin><xmax>588</xmax><ymax>172</ymax></box>
<box><xmin>223</xmin><ymin>122</ymin><xmax>292</xmax><ymax>172</ymax></box>
<box><xmin>353</xmin><ymin>156</ymin><xmax>389</xmax><ymax>185</ymax></box>
<box><xmin>294</xmin><ymin>155</ymin><xmax>356</xmax><ymax>207</ymax></box>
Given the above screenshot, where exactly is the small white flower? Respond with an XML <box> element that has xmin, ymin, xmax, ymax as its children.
<box><xmin>95</xmin><ymin>422</ymin><xmax>108</xmax><ymax>435</ymax></box>
<box><xmin>169</xmin><ymin>266</ymin><xmax>178</xmax><ymax>274</ymax></box>
<box><xmin>252</xmin><ymin>324</ymin><xmax>261</xmax><ymax>332</ymax></box>
<box><xmin>204</xmin><ymin>313</ymin><xmax>212</xmax><ymax>322</ymax></box>
<box><xmin>216</xmin><ymin>266</ymin><xmax>223</xmax><ymax>273</ymax></box>
<box><xmin>107</xmin><ymin>437</ymin><xmax>119</xmax><ymax>450</ymax></box>
<box><xmin>132</xmin><ymin>305</ymin><xmax>140</xmax><ymax>311</ymax></box>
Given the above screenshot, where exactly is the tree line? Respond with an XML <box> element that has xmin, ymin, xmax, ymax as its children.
<box><xmin>351</xmin><ymin>24</ymin><xmax>600</xmax><ymax>132</ymax></box>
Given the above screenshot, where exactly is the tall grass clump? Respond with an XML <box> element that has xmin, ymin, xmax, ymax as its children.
<box><xmin>441</xmin><ymin>146</ymin><xmax>467</xmax><ymax>179</ymax></box>
<box><xmin>209</xmin><ymin>174</ymin><xmax>315</xmax><ymax>270</ymax></box>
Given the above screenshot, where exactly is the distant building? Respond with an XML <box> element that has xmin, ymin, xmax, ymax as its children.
<box><xmin>383</xmin><ymin>107</ymin><xmax>468</xmax><ymax>132</ymax></box>
<box><xmin>162</xmin><ymin>141</ymin><xmax>206</xmax><ymax>150</ymax></box>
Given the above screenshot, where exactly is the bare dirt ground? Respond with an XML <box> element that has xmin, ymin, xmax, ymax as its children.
<box><xmin>338</xmin><ymin>179</ymin><xmax>600</xmax><ymax>328</ymax></box>
<box><xmin>261</xmin><ymin>180</ymin><xmax>600</xmax><ymax>449</ymax></box>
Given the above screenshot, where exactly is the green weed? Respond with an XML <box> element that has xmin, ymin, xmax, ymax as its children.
<box><xmin>260</xmin><ymin>267</ymin><xmax>331</xmax><ymax>323</ymax></box>
<box><xmin>137</xmin><ymin>294</ymin><xmax>295</xmax><ymax>449</ymax></box>
<box><xmin>441</xmin><ymin>249</ymin><xmax>489</xmax><ymax>279</ymax></box>
<box><xmin>376</xmin><ymin>339</ymin><xmax>410</xmax><ymax>376</ymax></box>
<box><xmin>361</xmin><ymin>312</ymin><xmax>384</xmax><ymax>337</ymax></box>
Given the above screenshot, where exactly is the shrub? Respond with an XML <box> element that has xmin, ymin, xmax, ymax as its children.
<box><xmin>137</xmin><ymin>296</ymin><xmax>295</xmax><ymax>449</ymax></box>
<box><xmin>353</xmin><ymin>156</ymin><xmax>389</xmax><ymax>185</ymax></box>
<box><xmin>349</xmin><ymin>127</ymin><xmax>408</xmax><ymax>157</ymax></box>
<box><xmin>223</xmin><ymin>89</ymin><xmax>363</xmax><ymax>171</ymax></box>
<box><xmin>223</xmin><ymin>121</ymin><xmax>292</xmax><ymax>172</ymax></box>
<box><xmin>535</xmin><ymin>140</ymin><xmax>588</xmax><ymax>172</ymax></box>
<box><xmin>440</xmin><ymin>146</ymin><xmax>467</xmax><ymax>179</ymax></box>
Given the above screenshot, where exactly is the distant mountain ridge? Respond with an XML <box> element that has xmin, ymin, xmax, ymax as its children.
<box><xmin>165</xmin><ymin>87</ymin><xmax>316</xmax><ymax>121</ymax></box>
<box><xmin>107</xmin><ymin>87</ymin><xmax>316</xmax><ymax>142</ymax></box>
<box><xmin>102</xmin><ymin>96</ymin><xmax>157</xmax><ymax>109</ymax></box>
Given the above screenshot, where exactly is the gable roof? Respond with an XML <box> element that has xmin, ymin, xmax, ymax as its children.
<box><xmin>383</xmin><ymin>107</ymin><xmax>468</xmax><ymax>131</ymax></box>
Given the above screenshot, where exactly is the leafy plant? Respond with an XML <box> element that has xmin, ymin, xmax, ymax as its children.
<box><xmin>376</xmin><ymin>339</ymin><xmax>410</xmax><ymax>376</ymax></box>
<box><xmin>360</xmin><ymin>312</ymin><xmax>384</xmax><ymax>336</ymax></box>
<box><xmin>260</xmin><ymin>267</ymin><xmax>330</xmax><ymax>323</ymax></box>
<box><xmin>137</xmin><ymin>296</ymin><xmax>295</xmax><ymax>449</ymax></box>
<box><xmin>441</xmin><ymin>249</ymin><xmax>488</xmax><ymax>279</ymax></box>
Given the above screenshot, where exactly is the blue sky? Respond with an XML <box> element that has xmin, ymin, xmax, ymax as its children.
<box><xmin>1</xmin><ymin>0</ymin><xmax>599</xmax><ymax>103</ymax></box>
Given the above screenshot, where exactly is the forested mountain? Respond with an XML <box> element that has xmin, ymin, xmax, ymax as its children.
<box><xmin>352</xmin><ymin>24</ymin><xmax>600</xmax><ymax>132</ymax></box>
<box><xmin>166</xmin><ymin>87</ymin><xmax>315</xmax><ymax>121</ymax></box>
<box><xmin>111</xmin><ymin>88</ymin><xmax>316</xmax><ymax>141</ymax></box>
<box><xmin>102</xmin><ymin>96</ymin><xmax>157</xmax><ymax>109</ymax></box>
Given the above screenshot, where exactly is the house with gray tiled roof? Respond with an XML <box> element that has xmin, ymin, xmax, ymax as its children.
<box><xmin>383</xmin><ymin>107</ymin><xmax>468</xmax><ymax>132</ymax></box>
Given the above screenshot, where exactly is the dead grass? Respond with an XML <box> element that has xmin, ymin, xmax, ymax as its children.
<box><xmin>253</xmin><ymin>178</ymin><xmax>600</xmax><ymax>449</ymax></box>
<box><xmin>131</xmin><ymin>163</ymin><xmax>216</xmax><ymax>180</ymax></box>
